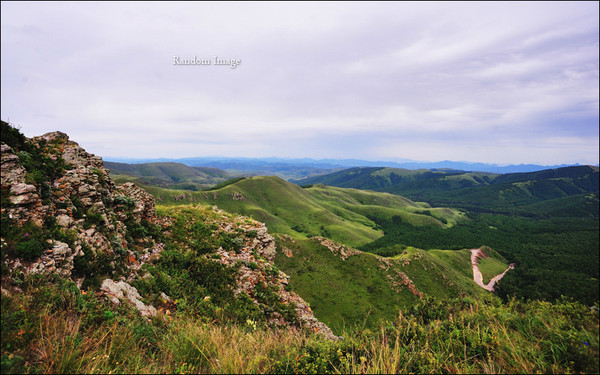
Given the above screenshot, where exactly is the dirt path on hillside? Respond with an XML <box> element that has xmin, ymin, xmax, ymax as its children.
<box><xmin>470</xmin><ymin>249</ymin><xmax>515</xmax><ymax>292</ymax></box>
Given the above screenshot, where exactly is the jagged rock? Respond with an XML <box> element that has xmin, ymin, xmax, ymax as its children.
<box><xmin>52</xmin><ymin>242</ymin><xmax>71</xmax><ymax>256</ymax></box>
<box><xmin>100</xmin><ymin>279</ymin><xmax>157</xmax><ymax>317</ymax></box>
<box><xmin>9</xmin><ymin>192</ymin><xmax>39</xmax><ymax>205</ymax></box>
<box><xmin>119</xmin><ymin>182</ymin><xmax>157</xmax><ymax>223</ymax></box>
<box><xmin>10</xmin><ymin>183</ymin><xmax>37</xmax><ymax>195</ymax></box>
<box><xmin>315</xmin><ymin>236</ymin><xmax>360</xmax><ymax>261</ymax></box>
<box><xmin>36</xmin><ymin>131</ymin><xmax>69</xmax><ymax>143</ymax></box>
<box><xmin>1</xmin><ymin>144</ymin><xmax>27</xmax><ymax>186</ymax></box>
<box><xmin>56</xmin><ymin>214</ymin><xmax>73</xmax><ymax>227</ymax></box>
<box><xmin>26</xmin><ymin>241</ymin><xmax>78</xmax><ymax>277</ymax></box>
<box><xmin>212</xmin><ymin>218</ymin><xmax>338</xmax><ymax>340</ymax></box>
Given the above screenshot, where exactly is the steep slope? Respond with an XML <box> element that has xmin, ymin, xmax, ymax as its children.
<box><xmin>273</xmin><ymin>235</ymin><xmax>507</xmax><ymax>333</ymax></box>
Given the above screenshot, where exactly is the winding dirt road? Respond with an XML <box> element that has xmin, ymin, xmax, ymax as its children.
<box><xmin>470</xmin><ymin>249</ymin><xmax>515</xmax><ymax>292</ymax></box>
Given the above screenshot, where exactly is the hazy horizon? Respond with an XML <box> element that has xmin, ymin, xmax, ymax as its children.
<box><xmin>2</xmin><ymin>2</ymin><xmax>598</xmax><ymax>166</ymax></box>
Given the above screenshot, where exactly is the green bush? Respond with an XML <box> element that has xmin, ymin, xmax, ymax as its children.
<box><xmin>15</xmin><ymin>239</ymin><xmax>45</xmax><ymax>261</ymax></box>
<box><xmin>113</xmin><ymin>195</ymin><xmax>136</xmax><ymax>209</ymax></box>
<box><xmin>1</xmin><ymin>121</ymin><xmax>29</xmax><ymax>151</ymax></box>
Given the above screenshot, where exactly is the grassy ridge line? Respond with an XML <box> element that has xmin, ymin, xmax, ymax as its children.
<box><xmin>307</xmin><ymin>185</ymin><xmax>464</xmax><ymax>227</ymax></box>
<box><xmin>204</xmin><ymin>176</ymin><xmax>382</xmax><ymax>247</ymax></box>
<box><xmin>143</xmin><ymin>176</ymin><xmax>463</xmax><ymax>248</ymax></box>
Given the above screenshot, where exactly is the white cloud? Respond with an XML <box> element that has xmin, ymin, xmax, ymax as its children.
<box><xmin>1</xmin><ymin>1</ymin><xmax>598</xmax><ymax>165</ymax></box>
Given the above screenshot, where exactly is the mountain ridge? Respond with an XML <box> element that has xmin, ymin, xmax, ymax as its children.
<box><xmin>103</xmin><ymin>156</ymin><xmax>587</xmax><ymax>175</ymax></box>
<box><xmin>291</xmin><ymin>165</ymin><xmax>599</xmax><ymax>215</ymax></box>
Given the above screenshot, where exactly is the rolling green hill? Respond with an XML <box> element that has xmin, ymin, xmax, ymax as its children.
<box><xmin>105</xmin><ymin>161</ymin><xmax>240</xmax><ymax>190</ymax></box>
<box><xmin>145</xmin><ymin>176</ymin><xmax>464</xmax><ymax>248</ymax></box>
<box><xmin>293</xmin><ymin>165</ymin><xmax>599</xmax><ymax>215</ymax></box>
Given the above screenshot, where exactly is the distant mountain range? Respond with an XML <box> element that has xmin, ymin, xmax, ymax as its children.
<box><xmin>103</xmin><ymin>156</ymin><xmax>588</xmax><ymax>177</ymax></box>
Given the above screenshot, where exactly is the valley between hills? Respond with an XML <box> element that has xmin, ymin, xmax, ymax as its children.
<box><xmin>1</xmin><ymin>121</ymin><xmax>598</xmax><ymax>374</ymax></box>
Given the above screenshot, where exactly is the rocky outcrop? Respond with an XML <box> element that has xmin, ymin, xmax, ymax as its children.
<box><xmin>314</xmin><ymin>236</ymin><xmax>361</xmax><ymax>261</ymax></box>
<box><xmin>1</xmin><ymin>131</ymin><xmax>161</xmax><ymax>279</ymax></box>
<box><xmin>30</xmin><ymin>241</ymin><xmax>83</xmax><ymax>276</ymax></box>
<box><xmin>1</xmin><ymin>128</ymin><xmax>337</xmax><ymax>338</ymax></box>
<box><xmin>387</xmin><ymin>271</ymin><xmax>423</xmax><ymax>298</ymax></box>
<box><xmin>100</xmin><ymin>279</ymin><xmax>157</xmax><ymax>317</ymax></box>
<box><xmin>207</xmin><ymin>208</ymin><xmax>338</xmax><ymax>340</ymax></box>
<box><xmin>117</xmin><ymin>182</ymin><xmax>157</xmax><ymax>224</ymax></box>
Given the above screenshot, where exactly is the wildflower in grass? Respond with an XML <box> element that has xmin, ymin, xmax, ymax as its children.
<box><xmin>246</xmin><ymin>319</ymin><xmax>257</xmax><ymax>331</ymax></box>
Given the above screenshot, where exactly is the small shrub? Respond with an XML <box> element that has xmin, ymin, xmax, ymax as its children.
<box><xmin>113</xmin><ymin>195</ymin><xmax>136</xmax><ymax>209</ymax></box>
<box><xmin>15</xmin><ymin>239</ymin><xmax>45</xmax><ymax>261</ymax></box>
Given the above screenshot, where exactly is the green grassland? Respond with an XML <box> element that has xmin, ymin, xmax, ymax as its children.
<box><xmin>139</xmin><ymin>176</ymin><xmax>464</xmax><ymax>248</ymax></box>
<box><xmin>125</xmin><ymin>173</ymin><xmax>598</xmax><ymax>306</ymax></box>
<box><xmin>273</xmin><ymin>236</ymin><xmax>490</xmax><ymax>333</ymax></box>
<box><xmin>476</xmin><ymin>248</ymin><xmax>511</xmax><ymax>285</ymax></box>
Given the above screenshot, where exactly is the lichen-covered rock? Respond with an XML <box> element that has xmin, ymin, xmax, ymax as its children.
<box><xmin>100</xmin><ymin>279</ymin><xmax>157</xmax><ymax>317</ymax></box>
<box><xmin>27</xmin><ymin>241</ymin><xmax>82</xmax><ymax>277</ymax></box>
<box><xmin>1</xmin><ymin>131</ymin><xmax>159</xmax><ymax>278</ymax></box>
<box><xmin>118</xmin><ymin>182</ymin><xmax>157</xmax><ymax>224</ymax></box>
<box><xmin>1</xmin><ymin>144</ymin><xmax>27</xmax><ymax>186</ymax></box>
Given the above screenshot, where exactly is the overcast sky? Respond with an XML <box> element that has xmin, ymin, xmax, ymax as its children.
<box><xmin>1</xmin><ymin>2</ymin><xmax>598</xmax><ymax>165</ymax></box>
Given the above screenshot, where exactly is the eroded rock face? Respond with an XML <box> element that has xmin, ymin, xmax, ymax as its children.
<box><xmin>118</xmin><ymin>182</ymin><xmax>157</xmax><ymax>223</ymax></box>
<box><xmin>1</xmin><ymin>144</ymin><xmax>27</xmax><ymax>186</ymax></box>
<box><xmin>209</xmin><ymin>208</ymin><xmax>338</xmax><ymax>340</ymax></box>
<box><xmin>23</xmin><ymin>241</ymin><xmax>83</xmax><ymax>277</ymax></box>
<box><xmin>1</xmin><ymin>132</ymin><xmax>159</xmax><ymax>278</ymax></box>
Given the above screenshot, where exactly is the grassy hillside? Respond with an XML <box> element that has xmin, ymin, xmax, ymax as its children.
<box><xmin>4</xmin><ymin>272</ymin><xmax>598</xmax><ymax>374</ymax></box>
<box><xmin>105</xmin><ymin>161</ymin><xmax>240</xmax><ymax>191</ymax></box>
<box><xmin>293</xmin><ymin>165</ymin><xmax>599</xmax><ymax>215</ymax></box>
<box><xmin>143</xmin><ymin>176</ymin><xmax>463</xmax><ymax>248</ymax></box>
<box><xmin>293</xmin><ymin>167</ymin><xmax>498</xmax><ymax>194</ymax></box>
<box><xmin>273</xmin><ymin>235</ymin><xmax>492</xmax><ymax>333</ymax></box>
<box><xmin>359</xmin><ymin>213</ymin><xmax>599</xmax><ymax>305</ymax></box>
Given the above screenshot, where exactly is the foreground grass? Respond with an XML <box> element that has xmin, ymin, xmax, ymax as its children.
<box><xmin>2</xmin><ymin>274</ymin><xmax>598</xmax><ymax>374</ymax></box>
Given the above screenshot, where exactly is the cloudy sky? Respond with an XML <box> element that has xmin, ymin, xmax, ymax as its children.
<box><xmin>1</xmin><ymin>2</ymin><xmax>598</xmax><ymax>165</ymax></box>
